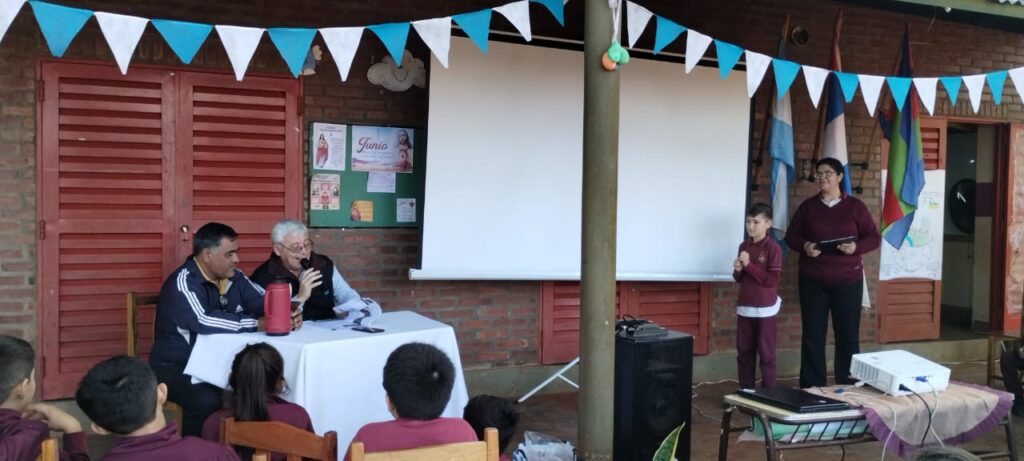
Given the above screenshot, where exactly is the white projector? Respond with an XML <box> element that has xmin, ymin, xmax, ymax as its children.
<box><xmin>850</xmin><ymin>349</ymin><xmax>950</xmax><ymax>396</ymax></box>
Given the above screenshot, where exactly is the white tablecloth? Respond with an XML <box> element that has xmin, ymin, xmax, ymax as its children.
<box><xmin>182</xmin><ymin>311</ymin><xmax>469</xmax><ymax>452</ymax></box>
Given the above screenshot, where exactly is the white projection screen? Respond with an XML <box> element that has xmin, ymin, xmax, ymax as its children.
<box><xmin>411</xmin><ymin>37</ymin><xmax>750</xmax><ymax>281</ymax></box>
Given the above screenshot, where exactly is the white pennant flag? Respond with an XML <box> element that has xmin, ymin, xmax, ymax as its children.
<box><xmin>858</xmin><ymin>74</ymin><xmax>885</xmax><ymax>116</ymax></box>
<box><xmin>802</xmin><ymin>66</ymin><xmax>829</xmax><ymax>108</ymax></box>
<box><xmin>495</xmin><ymin>1</ymin><xmax>532</xmax><ymax>42</ymax></box>
<box><xmin>1009</xmin><ymin>67</ymin><xmax>1024</xmax><ymax>107</ymax></box>
<box><xmin>625</xmin><ymin>1</ymin><xmax>652</xmax><ymax>48</ymax></box>
<box><xmin>320</xmin><ymin>27</ymin><xmax>363</xmax><ymax>82</ymax></box>
<box><xmin>963</xmin><ymin>74</ymin><xmax>986</xmax><ymax>113</ymax></box>
<box><xmin>684</xmin><ymin>30</ymin><xmax>712</xmax><ymax>74</ymax></box>
<box><xmin>413</xmin><ymin>17</ymin><xmax>451</xmax><ymax>68</ymax></box>
<box><xmin>94</xmin><ymin>12</ymin><xmax>149</xmax><ymax>75</ymax></box>
<box><xmin>913</xmin><ymin>77</ymin><xmax>938</xmax><ymax>115</ymax></box>
<box><xmin>0</xmin><ymin>0</ymin><xmax>25</xmax><ymax>45</ymax></box>
<box><xmin>744</xmin><ymin>51</ymin><xmax>771</xmax><ymax>98</ymax></box>
<box><xmin>215</xmin><ymin>25</ymin><xmax>264</xmax><ymax>81</ymax></box>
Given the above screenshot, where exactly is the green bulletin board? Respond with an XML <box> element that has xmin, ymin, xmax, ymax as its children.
<box><xmin>308</xmin><ymin>122</ymin><xmax>425</xmax><ymax>228</ymax></box>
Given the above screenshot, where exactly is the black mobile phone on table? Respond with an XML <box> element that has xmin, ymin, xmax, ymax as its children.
<box><xmin>352</xmin><ymin>326</ymin><xmax>384</xmax><ymax>333</ymax></box>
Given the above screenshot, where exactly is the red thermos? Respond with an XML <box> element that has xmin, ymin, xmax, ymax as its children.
<box><xmin>264</xmin><ymin>279</ymin><xmax>291</xmax><ymax>336</ymax></box>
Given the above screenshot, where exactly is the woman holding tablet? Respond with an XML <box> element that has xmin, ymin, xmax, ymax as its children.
<box><xmin>785</xmin><ymin>157</ymin><xmax>880</xmax><ymax>388</ymax></box>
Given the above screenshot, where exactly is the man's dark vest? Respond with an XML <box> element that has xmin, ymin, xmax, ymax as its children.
<box><xmin>250</xmin><ymin>252</ymin><xmax>338</xmax><ymax>320</ymax></box>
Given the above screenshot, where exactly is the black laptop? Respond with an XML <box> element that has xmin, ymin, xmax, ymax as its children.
<box><xmin>738</xmin><ymin>387</ymin><xmax>851</xmax><ymax>413</ymax></box>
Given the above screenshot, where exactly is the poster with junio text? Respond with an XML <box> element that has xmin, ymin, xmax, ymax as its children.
<box><xmin>351</xmin><ymin>126</ymin><xmax>414</xmax><ymax>173</ymax></box>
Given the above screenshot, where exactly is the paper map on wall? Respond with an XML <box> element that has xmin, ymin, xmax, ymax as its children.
<box><xmin>879</xmin><ymin>169</ymin><xmax>945</xmax><ymax>281</ymax></box>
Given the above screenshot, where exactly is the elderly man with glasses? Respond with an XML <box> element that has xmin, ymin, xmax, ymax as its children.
<box><xmin>251</xmin><ymin>219</ymin><xmax>371</xmax><ymax>321</ymax></box>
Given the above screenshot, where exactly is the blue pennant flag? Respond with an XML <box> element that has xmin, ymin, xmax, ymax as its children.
<box><xmin>267</xmin><ymin>28</ymin><xmax>317</xmax><ymax>78</ymax></box>
<box><xmin>151</xmin><ymin>19</ymin><xmax>212</xmax><ymax>64</ymax></box>
<box><xmin>453</xmin><ymin>9</ymin><xmax>491</xmax><ymax>54</ymax></box>
<box><xmin>834</xmin><ymin>72</ymin><xmax>859</xmax><ymax>103</ymax></box>
<box><xmin>368</xmin><ymin>22</ymin><xmax>410</xmax><ymax>65</ymax></box>
<box><xmin>652</xmin><ymin>16</ymin><xmax>685</xmax><ymax>55</ymax></box>
<box><xmin>886</xmin><ymin>77</ymin><xmax>912</xmax><ymax>111</ymax></box>
<box><xmin>29</xmin><ymin>1</ymin><xmax>92</xmax><ymax>57</ymax></box>
<box><xmin>530</xmin><ymin>0</ymin><xmax>564</xmax><ymax>26</ymax></box>
<box><xmin>771</xmin><ymin>59</ymin><xmax>800</xmax><ymax>99</ymax></box>
<box><xmin>987</xmin><ymin>70</ymin><xmax>1008</xmax><ymax>105</ymax></box>
<box><xmin>940</xmin><ymin>76</ymin><xmax>961</xmax><ymax>106</ymax></box>
<box><xmin>714</xmin><ymin>40</ymin><xmax>742</xmax><ymax>80</ymax></box>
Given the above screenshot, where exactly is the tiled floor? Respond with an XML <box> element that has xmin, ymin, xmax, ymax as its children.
<box><xmin>508</xmin><ymin>362</ymin><xmax>1023</xmax><ymax>461</ymax></box>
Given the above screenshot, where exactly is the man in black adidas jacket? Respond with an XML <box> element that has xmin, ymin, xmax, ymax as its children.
<box><xmin>150</xmin><ymin>222</ymin><xmax>298</xmax><ymax>436</ymax></box>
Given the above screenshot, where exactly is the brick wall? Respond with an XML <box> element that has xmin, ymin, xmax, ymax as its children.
<box><xmin>3</xmin><ymin>0</ymin><xmax>1024</xmax><ymax>376</ymax></box>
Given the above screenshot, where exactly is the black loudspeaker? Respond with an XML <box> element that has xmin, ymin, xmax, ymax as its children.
<box><xmin>613</xmin><ymin>329</ymin><xmax>693</xmax><ymax>461</ymax></box>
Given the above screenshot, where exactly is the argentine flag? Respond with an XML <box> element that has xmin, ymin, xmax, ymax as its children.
<box><xmin>768</xmin><ymin>80</ymin><xmax>794</xmax><ymax>243</ymax></box>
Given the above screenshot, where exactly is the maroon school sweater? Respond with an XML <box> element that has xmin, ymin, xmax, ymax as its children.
<box><xmin>784</xmin><ymin>194</ymin><xmax>881</xmax><ymax>285</ymax></box>
<box><xmin>103</xmin><ymin>422</ymin><xmax>239</xmax><ymax>461</ymax></box>
<box><xmin>0</xmin><ymin>408</ymin><xmax>89</xmax><ymax>461</ymax></box>
<box><xmin>201</xmin><ymin>397</ymin><xmax>313</xmax><ymax>461</ymax></box>
<box><xmin>732</xmin><ymin>237</ymin><xmax>782</xmax><ymax>308</ymax></box>
<box><xmin>345</xmin><ymin>418</ymin><xmax>477</xmax><ymax>461</ymax></box>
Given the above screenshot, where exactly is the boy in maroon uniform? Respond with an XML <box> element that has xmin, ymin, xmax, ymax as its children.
<box><xmin>732</xmin><ymin>203</ymin><xmax>782</xmax><ymax>389</ymax></box>
<box><xmin>76</xmin><ymin>356</ymin><xmax>239</xmax><ymax>461</ymax></box>
<box><xmin>346</xmin><ymin>343</ymin><xmax>476</xmax><ymax>460</ymax></box>
<box><xmin>0</xmin><ymin>335</ymin><xmax>89</xmax><ymax>461</ymax></box>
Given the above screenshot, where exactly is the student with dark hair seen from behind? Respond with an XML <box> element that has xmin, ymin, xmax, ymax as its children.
<box><xmin>0</xmin><ymin>335</ymin><xmax>89</xmax><ymax>461</ymax></box>
<box><xmin>201</xmin><ymin>343</ymin><xmax>313</xmax><ymax>460</ymax></box>
<box><xmin>463</xmin><ymin>395</ymin><xmax>520</xmax><ymax>461</ymax></box>
<box><xmin>345</xmin><ymin>343</ymin><xmax>476</xmax><ymax>460</ymax></box>
<box><xmin>75</xmin><ymin>356</ymin><xmax>239</xmax><ymax>461</ymax></box>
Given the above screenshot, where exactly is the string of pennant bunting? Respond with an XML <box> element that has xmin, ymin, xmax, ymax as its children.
<box><xmin>0</xmin><ymin>0</ymin><xmax>565</xmax><ymax>81</ymax></box>
<box><xmin>626</xmin><ymin>1</ymin><xmax>1021</xmax><ymax>116</ymax></box>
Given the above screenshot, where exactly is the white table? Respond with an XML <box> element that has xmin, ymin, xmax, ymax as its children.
<box><xmin>182</xmin><ymin>311</ymin><xmax>469</xmax><ymax>452</ymax></box>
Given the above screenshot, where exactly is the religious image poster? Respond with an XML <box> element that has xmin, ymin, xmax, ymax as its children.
<box><xmin>396</xmin><ymin>198</ymin><xmax>416</xmax><ymax>223</ymax></box>
<box><xmin>351</xmin><ymin>125</ymin><xmax>414</xmax><ymax>173</ymax></box>
<box><xmin>350</xmin><ymin>200</ymin><xmax>374</xmax><ymax>222</ymax></box>
<box><xmin>310</xmin><ymin>174</ymin><xmax>340</xmax><ymax>211</ymax></box>
<box><xmin>310</xmin><ymin>122</ymin><xmax>347</xmax><ymax>171</ymax></box>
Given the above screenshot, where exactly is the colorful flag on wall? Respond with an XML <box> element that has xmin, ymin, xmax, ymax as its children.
<box><xmin>768</xmin><ymin>36</ymin><xmax>794</xmax><ymax>244</ymax></box>
<box><xmin>879</xmin><ymin>28</ymin><xmax>925</xmax><ymax>250</ymax></box>
<box><xmin>821</xmin><ymin>13</ymin><xmax>851</xmax><ymax>196</ymax></box>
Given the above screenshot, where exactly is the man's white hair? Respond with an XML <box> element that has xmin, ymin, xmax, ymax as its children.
<box><xmin>271</xmin><ymin>219</ymin><xmax>308</xmax><ymax>244</ymax></box>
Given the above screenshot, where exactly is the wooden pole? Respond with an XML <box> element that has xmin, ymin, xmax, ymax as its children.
<box><xmin>579</xmin><ymin>0</ymin><xmax>619</xmax><ymax>459</ymax></box>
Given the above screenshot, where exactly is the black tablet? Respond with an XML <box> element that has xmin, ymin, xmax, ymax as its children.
<box><xmin>817</xmin><ymin>236</ymin><xmax>855</xmax><ymax>254</ymax></box>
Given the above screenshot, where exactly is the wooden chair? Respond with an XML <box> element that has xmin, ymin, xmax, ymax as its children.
<box><xmin>348</xmin><ymin>427</ymin><xmax>499</xmax><ymax>461</ymax></box>
<box><xmin>35</xmin><ymin>437</ymin><xmax>57</xmax><ymax>461</ymax></box>
<box><xmin>219</xmin><ymin>417</ymin><xmax>338</xmax><ymax>461</ymax></box>
<box><xmin>127</xmin><ymin>291</ymin><xmax>184</xmax><ymax>435</ymax></box>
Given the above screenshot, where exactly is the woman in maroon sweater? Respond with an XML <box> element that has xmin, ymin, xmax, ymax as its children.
<box><xmin>785</xmin><ymin>158</ymin><xmax>880</xmax><ymax>388</ymax></box>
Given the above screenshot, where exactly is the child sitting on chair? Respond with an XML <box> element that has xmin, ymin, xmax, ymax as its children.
<box><xmin>463</xmin><ymin>395</ymin><xmax>520</xmax><ymax>461</ymax></box>
<box><xmin>346</xmin><ymin>343</ymin><xmax>476</xmax><ymax>460</ymax></box>
<box><xmin>0</xmin><ymin>335</ymin><xmax>89</xmax><ymax>461</ymax></box>
<box><xmin>201</xmin><ymin>343</ymin><xmax>313</xmax><ymax>460</ymax></box>
<box><xmin>76</xmin><ymin>356</ymin><xmax>239</xmax><ymax>460</ymax></box>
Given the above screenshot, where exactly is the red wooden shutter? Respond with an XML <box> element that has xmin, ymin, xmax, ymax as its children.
<box><xmin>621</xmin><ymin>282</ymin><xmax>710</xmax><ymax>354</ymax></box>
<box><xmin>176</xmin><ymin>73</ymin><xmax>302</xmax><ymax>269</ymax></box>
<box><xmin>875</xmin><ymin>118</ymin><xmax>946</xmax><ymax>343</ymax></box>
<box><xmin>539</xmin><ymin>281</ymin><xmax>709</xmax><ymax>363</ymax></box>
<box><xmin>38</xmin><ymin>63</ymin><xmax>176</xmax><ymax>398</ymax></box>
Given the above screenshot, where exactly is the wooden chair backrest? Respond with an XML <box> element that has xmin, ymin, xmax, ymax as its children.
<box><xmin>220</xmin><ymin>417</ymin><xmax>338</xmax><ymax>461</ymax></box>
<box><xmin>349</xmin><ymin>427</ymin><xmax>499</xmax><ymax>461</ymax></box>
<box><xmin>126</xmin><ymin>291</ymin><xmax>160</xmax><ymax>358</ymax></box>
<box><xmin>35</xmin><ymin>437</ymin><xmax>57</xmax><ymax>461</ymax></box>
